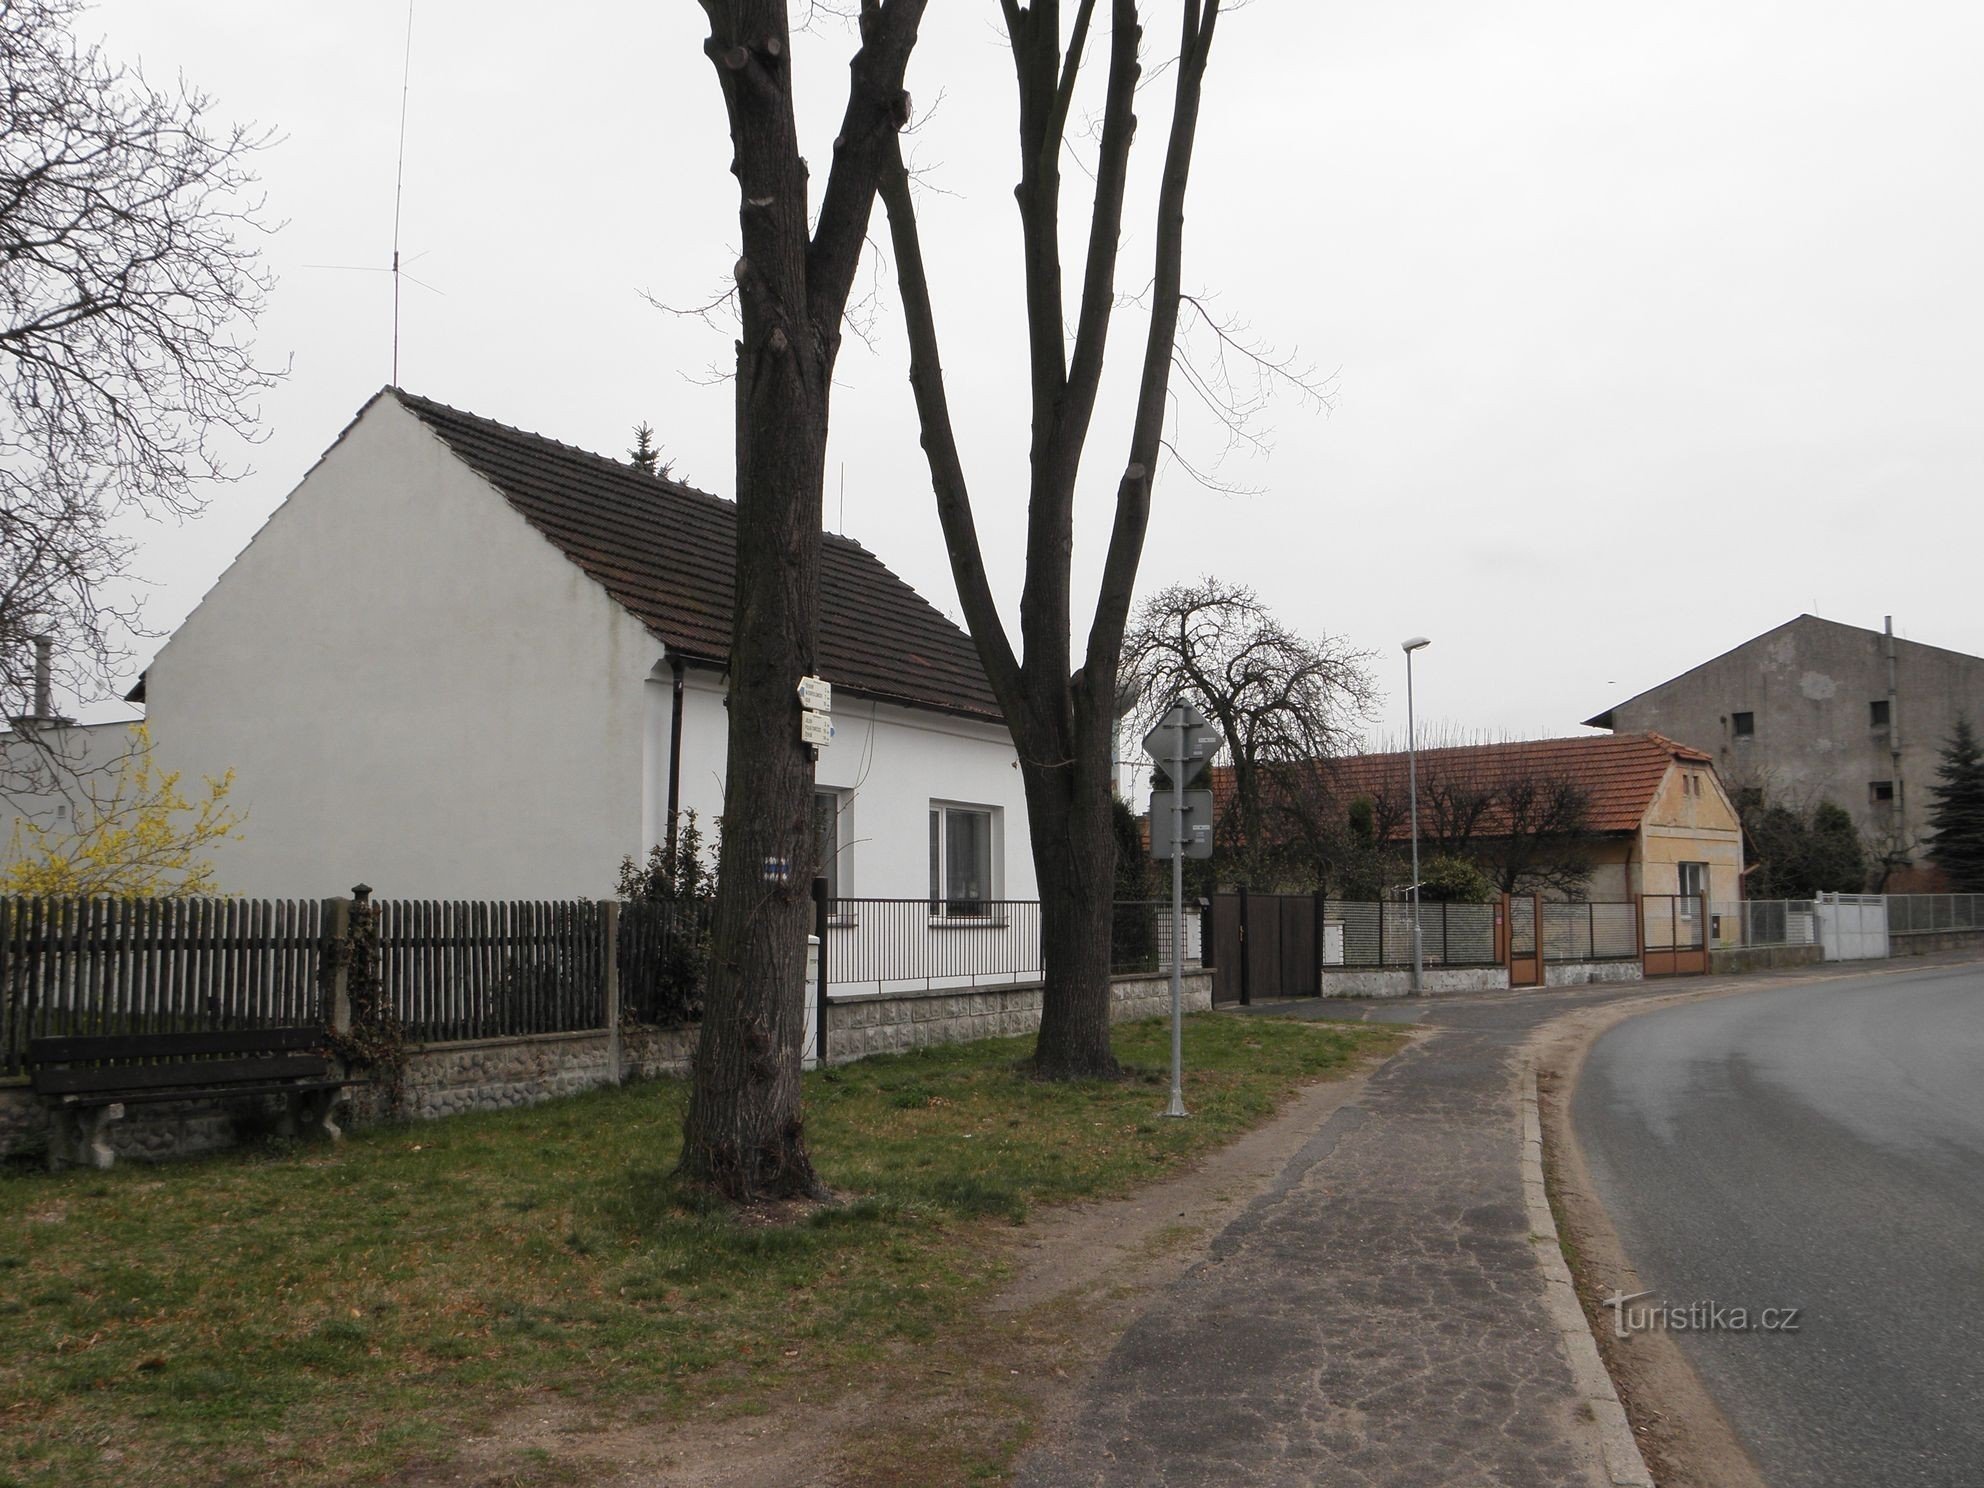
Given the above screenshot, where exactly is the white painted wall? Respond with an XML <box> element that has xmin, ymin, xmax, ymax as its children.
<box><xmin>141</xmin><ymin>394</ymin><xmax>1036</xmax><ymax>906</ymax></box>
<box><xmin>644</xmin><ymin>669</ymin><xmax>1037</xmax><ymax>903</ymax></box>
<box><xmin>145</xmin><ymin>397</ymin><xmax>667</xmax><ymax>899</ymax></box>
<box><xmin>0</xmin><ymin>720</ymin><xmax>145</xmax><ymax>859</ymax></box>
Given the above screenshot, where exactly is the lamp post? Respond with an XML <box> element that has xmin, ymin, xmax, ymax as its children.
<box><xmin>1402</xmin><ymin>636</ymin><xmax>1431</xmax><ymax>995</ymax></box>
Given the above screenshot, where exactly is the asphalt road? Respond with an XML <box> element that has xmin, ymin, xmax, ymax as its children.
<box><xmin>1573</xmin><ymin>960</ymin><xmax>1984</xmax><ymax>1488</ymax></box>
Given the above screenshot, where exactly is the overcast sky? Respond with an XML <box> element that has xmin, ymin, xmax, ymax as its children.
<box><xmin>82</xmin><ymin>0</ymin><xmax>1984</xmax><ymax>743</ymax></box>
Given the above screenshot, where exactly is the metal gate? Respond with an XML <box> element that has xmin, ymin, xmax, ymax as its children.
<box><xmin>1816</xmin><ymin>892</ymin><xmax>1889</xmax><ymax>961</ymax></box>
<box><xmin>1208</xmin><ymin>892</ymin><xmax>1321</xmax><ymax>1006</ymax></box>
<box><xmin>1642</xmin><ymin>895</ymin><xmax>1708</xmax><ymax>977</ymax></box>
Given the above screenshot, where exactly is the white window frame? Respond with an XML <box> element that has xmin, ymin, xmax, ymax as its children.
<box><xmin>814</xmin><ymin>788</ymin><xmax>849</xmax><ymax>908</ymax></box>
<box><xmin>928</xmin><ymin>800</ymin><xmax>1000</xmax><ymax>920</ymax></box>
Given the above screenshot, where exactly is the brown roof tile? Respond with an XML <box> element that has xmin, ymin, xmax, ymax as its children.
<box><xmin>390</xmin><ymin>390</ymin><xmax>1001</xmax><ymax>721</ymax></box>
<box><xmin>1212</xmin><ymin>732</ymin><xmax>1713</xmax><ymax>840</ymax></box>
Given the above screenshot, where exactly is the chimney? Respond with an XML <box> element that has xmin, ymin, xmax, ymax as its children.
<box><xmin>9</xmin><ymin>633</ymin><xmax>72</xmax><ymax>731</ymax></box>
<box><xmin>33</xmin><ymin>635</ymin><xmax>52</xmax><ymax>719</ymax></box>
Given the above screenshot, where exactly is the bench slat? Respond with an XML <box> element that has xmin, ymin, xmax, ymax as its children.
<box><xmin>68</xmin><ymin>1076</ymin><xmax>357</xmax><ymax>1109</ymax></box>
<box><xmin>32</xmin><ymin>1054</ymin><xmax>331</xmax><ymax>1097</ymax></box>
<box><xmin>26</xmin><ymin>1027</ymin><xmax>325</xmax><ymax>1065</ymax></box>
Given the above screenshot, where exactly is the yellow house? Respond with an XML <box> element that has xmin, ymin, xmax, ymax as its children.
<box><xmin>1222</xmin><ymin>732</ymin><xmax>1746</xmax><ymax>907</ymax></box>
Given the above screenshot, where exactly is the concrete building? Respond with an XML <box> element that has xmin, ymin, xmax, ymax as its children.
<box><xmin>1583</xmin><ymin>615</ymin><xmax>1984</xmax><ymax>887</ymax></box>
<box><xmin>130</xmin><ymin>389</ymin><xmax>1036</xmax><ymax>904</ymax></box>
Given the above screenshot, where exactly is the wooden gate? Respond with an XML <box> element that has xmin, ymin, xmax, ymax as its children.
<box><xmin>1641</xmin><ymin>895</ymin><xmax>1708</xmax><ymax>977</ymax></box>
<box><xmin>1506</xmin><ymin>894</ymin><xmax>1543</xmax><ymax>986</ymax></box>
<box><xmin>1208</xmin><ymin>892</ymin><xmax>1321</xmax><ymax>1006</ymax></box>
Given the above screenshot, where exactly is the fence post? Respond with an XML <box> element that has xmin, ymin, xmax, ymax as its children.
<box><xmin>1312</xmin><ymin>889</ymin><xmax>1326</xmax><ymax>997</ymax></box>
<box><xmin>320</xmin><ymin>896</ymin><xmax>353</xmax><ymax>1036</ymax></box>
<box><xmin>1237</xmin><ymin>886</ymin><xmax>1252</xmax><ymax>1007</ymax></box>
<box><xmin>601</xmin><ymin>901</ymin><xmax>622</xmax><ymax>1085</ymax></box>
<box><xmin>812</xmin><ymin>877</ymin><xmax>830</xmax><ymax>1063</ymax></box>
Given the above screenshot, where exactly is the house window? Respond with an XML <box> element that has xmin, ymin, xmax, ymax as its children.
<box><xmin>814</xmin><ymin>791</ymin><xmax>843</xmax><ymax>900</ymax></box>
<box><xmin>1870</xmin><ymin>699</ymin><xmax>1891</xmax><ymax>728</ymax></box>
<box><xmin>1870</xmin><ymin>780</ymin><xmax>1896</xmax><ymax>806</ymax></box>
<box><xmin>1731</xmin><ymin>711</ymin><xmax>1755</xmax><ymax>737</ymax></box>
<box><xmin>1676</xmin><ymin>861</ymin><xmax>1709</xmax><ymax>904</ymax></box>
<box><xmin>929</xmin><ymin>803</ymin><xmax>995</xmax><ymax>916</ymax></box>
<box><xmin>1736</xmin><ymin>786</ymin><xmax>1763</xmax><ymax>810</ymax></box>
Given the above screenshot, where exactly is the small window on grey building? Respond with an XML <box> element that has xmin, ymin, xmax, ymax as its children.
<box><xmin>1731</xmin><ymin>711</ymin><xmax>1755</xmax><ymax>737</ymax></box>
<box><xmin>1736</xmin><ymin>786</ymin><xmax>1763</xmax><ymax>810</ymax></box>
<box><xmin>1870</xmin><ymin>699</ymin><xmax>1891</xmax><ymax>727</ymax></box>
<box><xmin>1869</xmin><ymin>780</ymin><xmax>1896</xmax><ymax>806</ymax></box>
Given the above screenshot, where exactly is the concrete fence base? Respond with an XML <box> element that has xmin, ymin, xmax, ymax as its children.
<box><xmin>1319</xmin><ymin>966</ymin><xmax>1509</xmax><ymax>999</ymax></box>
<box><xmin>1</xmin><ymin>969</ymin><xmax>1211</xmax><ymax>1165</ymax></box>
<box><xmin>1887</xmin><ymin>928</ymin><xmax>1984</xmax><ymax>958</ymax></box>
<box><xmin>1709</xmin><ymin>943</ymin><xmax>1825</xmax><ymax>975</ymax></box>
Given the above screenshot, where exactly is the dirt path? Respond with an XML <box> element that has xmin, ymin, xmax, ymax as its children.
<box><xmin>431</xmin><ymin>1055</ymin><xmax>1397</xmax><ymax>1487</ymax></box>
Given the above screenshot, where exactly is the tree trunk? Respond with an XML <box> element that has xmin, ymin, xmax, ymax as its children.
<box><xmin>677</xmin><ymin>0</ymin><xmax>925</xmax><ymax>1200</ymax></box>
<box><xmin>1020</xmin><ymin>707</ymin><xmax>1122</xmax><ymax>1079</ymax></box>
<box><xmin>678</xmin><ymin>312</ymin><xmax>832</xmax><ymax>1202</ymax></box>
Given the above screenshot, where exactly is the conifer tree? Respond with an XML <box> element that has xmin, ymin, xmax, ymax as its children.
<box><xmin>1926</xmin><ymin>719</ymin><xmax>1984</xmax><ymax>890</ymax></box>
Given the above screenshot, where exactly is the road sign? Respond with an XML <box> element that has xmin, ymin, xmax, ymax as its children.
<box><xmin>798</xmin><ymin>675</ymin><xmax>832</xmax><ymax>712</ymax></box>
<box><xmin>801</xmin><ymin>709</ymin><xmax>833</xmax><ymax>747</ymax></box>
<box><xmin>1149</xmin><ymin>788</ymin><xmax>1215</xmax><ymax>860</ymax></box>
<box><xmin>1141</xmin><ymin>703</ymin><xmax>1220</xmax><ymax>786</ymax></box>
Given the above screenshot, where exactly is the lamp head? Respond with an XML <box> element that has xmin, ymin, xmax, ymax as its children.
<box><xmin>1402</xmin><ymin>636</ymin><xmax>1432</xmax><ymax>653</ymax></box>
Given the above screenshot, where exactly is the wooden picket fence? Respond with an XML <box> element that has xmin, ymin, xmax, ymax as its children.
<box><xmin>374</xmin><ymin>899</ymin><xmax>608</xmax><ymax>1042</ymax></box>
<box><xmin>0</xmin><ymin>893</ymin><xmax>714</xmax><ymax>1077</ymax></box>
<box><xmin>0</xmin><ymin>897</ymin><xmax>326</xmax><ymax>1076</ymax></box>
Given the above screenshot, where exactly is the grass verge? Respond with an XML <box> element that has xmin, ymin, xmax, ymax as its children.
<box><xmin>0</xmin><ymin>1012</ymin><xmax>1399</xmax><ymax>1487</ymax></box>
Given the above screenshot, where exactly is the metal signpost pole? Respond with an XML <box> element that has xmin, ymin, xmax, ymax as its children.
<box><xmin>1166</xmin><ymin>724</ymin><xmax>1188</xmax><ymax>1119</ymax></box>
<box><xmin>1402</xmin><ymin>637</ymin><xmax>1431</xmax><ymax>995</ymax></box>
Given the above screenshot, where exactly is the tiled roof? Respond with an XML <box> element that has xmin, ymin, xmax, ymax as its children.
<box><xmin>1211</xmin><ymin>732</ymin><xmax>1712</xmax><ymax>839</ymax></box>
<box><xmin>390</xmin><ymin>389</ymin><xmax>1001</xmax><ymax>721</ymax></box>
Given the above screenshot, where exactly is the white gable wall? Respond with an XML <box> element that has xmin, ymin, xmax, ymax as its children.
<box><xmin>145</xmin><ymin>397</ymin><xmax>666</xmax><ymax>898</ymax></box>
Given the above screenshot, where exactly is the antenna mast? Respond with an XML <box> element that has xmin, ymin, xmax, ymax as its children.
<box><xmin>391</xmin><ymin>1</ymin><xmax>417</xmax><ymax>384</ymax></box>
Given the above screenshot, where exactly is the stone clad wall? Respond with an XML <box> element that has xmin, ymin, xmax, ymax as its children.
<box><xmin>0</xmin><ymin>973</ymin><xmax>1206</xmax><ymax>1163</ymax></box>
<box><xmin>822</xmin><ymin>970</ymin><xmax>1213</xmax><ymax>1063</ymax></box>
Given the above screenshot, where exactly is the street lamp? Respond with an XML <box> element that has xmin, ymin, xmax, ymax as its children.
<box><xmin>1402</xmin><ymin>637</ymin><xmax>1431</xmax><ymax>995</ymax></box>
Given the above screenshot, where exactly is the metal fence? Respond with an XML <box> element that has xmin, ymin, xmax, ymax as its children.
<box><xmin>1886</xmin><ymin>893</ymin><xmax>1984</xmax><ymax>935</ymax></box>
<box><xmin>823</xmin><ymin>898</ymin><xmax>1044</xmax><ymax>995</ymax></box>
<box><xmin>1320</xmin><ymin>899</ymin><xmax>1501</xmax><ymax>968</ymax></box>
<box><xmin>1108</xmin><ymin>900</ymin><xmax>1201</xmax><ymax>976</ymax></box>
<box><xmin>1706</xmin><ymin>900</ymin><xmax>1819</xmax><ymax>950</ymax></box>
<box><xmin>0</xmin><ymin>897</ymin><xmax>326</xmax><ymax>1077</ymax></box>
<box><xmin>1541</xmin><ymin>901</ymin><xmax>1640</xmax><ymax>961</ymax></box>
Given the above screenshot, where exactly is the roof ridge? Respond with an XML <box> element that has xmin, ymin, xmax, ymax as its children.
<box><xmin>388</xmin><ymin>385</ymin><xmax>871</xmax><ymax>551</ymax></box>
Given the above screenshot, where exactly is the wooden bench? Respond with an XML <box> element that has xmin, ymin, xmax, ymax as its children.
<box><xmin>25</xmin><ymin>1028</ymin><xmax>357</xmax><ymax>1170</ymax></box>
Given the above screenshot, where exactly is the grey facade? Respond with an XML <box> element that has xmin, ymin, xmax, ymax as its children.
<box><xmin>1584</xmin><ymin>615</ymin><xmax>1984</xmax><ymax>886</ymax></box>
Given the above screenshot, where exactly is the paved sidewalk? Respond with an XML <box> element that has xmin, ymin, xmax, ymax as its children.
<box><xmin>1014</xmin><ymin>988</ymin><xmax>1638</xmax><ymax>1488</ymax></box>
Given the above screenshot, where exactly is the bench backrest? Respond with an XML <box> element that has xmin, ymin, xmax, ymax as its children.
<box><xmin>24</xmin><ymin>1027</ymin><xmax>328</xmax><ymax>1068</ymax></box>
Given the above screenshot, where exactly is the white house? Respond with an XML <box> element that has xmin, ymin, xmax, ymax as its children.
<box><xmin>134</xmin><ymin>389</ymin><xmax>1036</xmax><ymax>907</ymax></box>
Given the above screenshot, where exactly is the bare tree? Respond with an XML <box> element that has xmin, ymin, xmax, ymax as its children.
<box><xmin>1123</xmin><ymin>577</ymin><xmax>1375</xmax><ymax>881</ymax></box>
<box><xmin>1</xmin><ymin>0</ymin><xmax>281</xmax><ymax>721</ymax></box>
<box><xmin>1472</xmin><ymin>768</ymin><xmax>1593</xmax><ymax>897</ymax></box>
<box><xmin>678</xmin><ymin>0</ymin><xmax>925</xmax><ymax>1200</ymax></box>
<box><xmin>879</xmin><ymin>1</ymin><xmax>1244</xmax><ymax>1078</ymax></box>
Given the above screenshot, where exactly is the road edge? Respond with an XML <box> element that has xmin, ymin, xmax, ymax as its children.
<box><xmin>1520</xmin><ymin>1064</ymin><xmax>1656</xmax><ymax>1488</ymax></box>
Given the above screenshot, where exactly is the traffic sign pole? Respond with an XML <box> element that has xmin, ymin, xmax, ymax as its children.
<box><xmin>1166</xmin><ymin>725</ymin><xmax>1189</xmax><ymax>1118</ymax></box>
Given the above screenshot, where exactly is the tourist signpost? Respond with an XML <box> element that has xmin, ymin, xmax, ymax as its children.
<box><xmin>1144</xmin><ymin>702</ymin><xmax>1220</xmax><ymax>1118</ymax></box>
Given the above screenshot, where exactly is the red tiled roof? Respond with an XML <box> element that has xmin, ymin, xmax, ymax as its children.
<box><xmin>1212</xmin><ymin>732</ymin><xmax>1712</xmax><ymax>840</ymax></box>
<box><xmin>390</xmin><ymin>390</ymin><xmax>1001</xmax><ymax>720</ymax></box>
